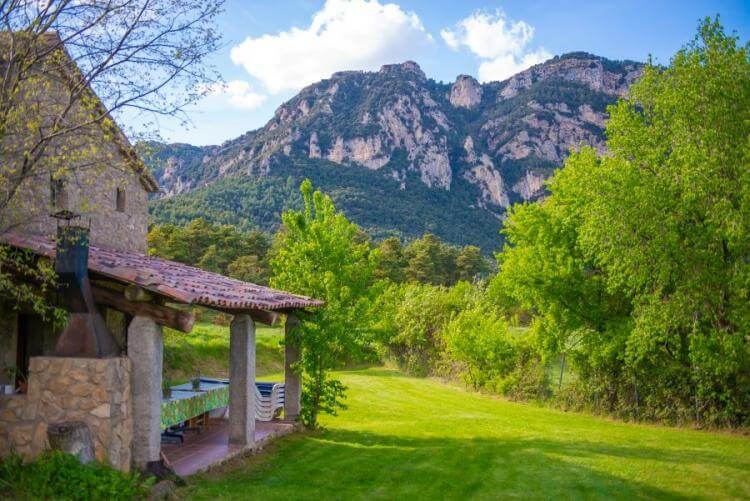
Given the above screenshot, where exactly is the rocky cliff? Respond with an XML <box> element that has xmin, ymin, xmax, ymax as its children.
<box><xmin>145</xmin><ymin>52</ymin><xmax>642</xmax><ymax>251</ymax></box>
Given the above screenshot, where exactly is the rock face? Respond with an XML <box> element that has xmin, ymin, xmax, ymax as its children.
<box><xmin>450</xmin><ymin>75</ymin><xmax>483</xmax><ymax>109</ymax></box>
<box><xmin>147</xmin><ymin>52</ymin><xmax>642</xmax><ymax>233</ymax></box>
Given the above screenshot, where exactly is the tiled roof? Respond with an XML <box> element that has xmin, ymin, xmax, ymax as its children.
<box><xmin>2</xmin><ymin>232</ymin><xmax>323</xmax><ymax>311</ymax></box>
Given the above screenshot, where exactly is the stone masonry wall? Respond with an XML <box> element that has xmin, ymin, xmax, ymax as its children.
<box><xmin>0</xmin><ymin>356</ymin><xmax>133</xmax><ymax>471</ymax></box>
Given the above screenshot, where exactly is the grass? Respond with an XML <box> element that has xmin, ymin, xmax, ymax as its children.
<box><xmin>181</xmin><ymin>367</ymin><xmax>750</xmax><ymax>500</ymax></box>
<box><xmin>163</xmin><ymin>321</ymin><xmax>284</xmax><ymax>382</ymax></box>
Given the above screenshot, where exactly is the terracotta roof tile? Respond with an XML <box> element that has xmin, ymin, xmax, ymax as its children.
<box><xmin>2</xmin><ymin>232</ymin><xmax>323</xmax><ymax>311</ymax></box>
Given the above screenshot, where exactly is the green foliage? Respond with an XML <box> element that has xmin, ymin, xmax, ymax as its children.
<box><xmin>373</xmin><ymin>234</ymin><xmax>490</xmax><ymax>286</ymax></box>
<box><xmin>148</xmin><ymin>218</ymin><xmax>271</xmax><ymax>284</ymax></box>
<box><xmin>149</xmin><ymin>159</ymin><xmax>505</xmax><ymax>254</ymax></box>
<box><xmin>404</xmin><ymin>233</ymin><xmax>458</xmax><ymax>285</ymax></box>
<box><xmin>372</xmin><ymin>237</ymin><xmax>407</xmax><ymax>283</ymax></box>
<box><xmin>271</xmin><ymin>180</ymin><xmax>379</xmax><ymax>427</ymax></box>
<box><xmin>0</xmin><ymin>245</ymin><xmax>63</xmax><ymax>323</ymax></box>
<box><xmin>0</xmin><ymin>451</ymin><xmax>152</xmax><ymax>500</ymax></box>
<box><xmin>495</xmin><ymin>19</ymin><xmax>750</xmax><ymax>426</ymax></box>
<box><xmin>443</xmin><ymin>303</ymin><xmax>514</xmax><ymax>389</ymax></box>
<box><xmin>375</xmin><ymin>281</ymin><xmax>474</xmax><ymax>376</ymax></box>
<box><xmin>375</xmin><ymin>279</ymin><xmax>549</xmax><ymax>400</ymax></box>
<box><xmin>162</xmin><ymin>321</ymin><xmax>285</xmax><ymax>382</ymax></box>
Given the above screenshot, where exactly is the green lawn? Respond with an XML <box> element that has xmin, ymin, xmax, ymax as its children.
<box><xmin>182</xmin><ymin>367</ymin><xmax>750</xmax><ymax>500</ymax></box>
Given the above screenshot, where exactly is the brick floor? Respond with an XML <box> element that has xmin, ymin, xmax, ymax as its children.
<box><xmin>162</xmin><ymin>419</ymin><xmax>295</xmax><ymax>476</ymax></box>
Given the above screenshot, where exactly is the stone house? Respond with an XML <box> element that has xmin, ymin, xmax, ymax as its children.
<box><xmin>0</xmin><ymin>34</ymin><xmax>319</xmax><ymax>473</ymax></box>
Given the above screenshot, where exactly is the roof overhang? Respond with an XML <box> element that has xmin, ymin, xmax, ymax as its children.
<box><xmin>1</xmin><ymin>232</ymin><xmax>324</xmax><ymax>313</ymax></box>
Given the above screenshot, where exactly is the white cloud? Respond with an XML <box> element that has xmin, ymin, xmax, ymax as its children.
<box><xmin>230</xmin><ymin>0</ymin><xmax>432</xmax><ymax>94</ymax></box>
<box><xmin>200</xmin><ymin>80</ymin><xmax>267</xmax><ymax>110</ymax></box>
<box><xmin>441</xmin><ymin>11</ymin><xmax>551</xmax><ymax>82</ymax></box>
<box><xmin>478</xmin><ymin>49</ymin><xmax>551</xmax><ymax>82</ymax></box>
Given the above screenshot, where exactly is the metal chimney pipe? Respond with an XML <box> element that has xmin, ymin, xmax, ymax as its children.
<box><xmin>54</xmin><ymin>225</ymin><xmax>119</xmax><ymax>358</ymax></box>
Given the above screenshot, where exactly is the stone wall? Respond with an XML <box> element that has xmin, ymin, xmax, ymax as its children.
<box><xmin>0</xmin><ymin>356</ymin><xmax>133</xmax><ymax>471</ymax></box>
<box><xmin>0</xmin><ymin>46</ymin><xmax>152</xmax><ymax>254</ymax></box>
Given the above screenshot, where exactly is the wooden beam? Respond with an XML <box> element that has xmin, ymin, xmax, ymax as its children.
<box><xmin>124</xmin><ymin>284</ymin><xmax>153</xmax><ymax>302</ymax></box>
<box><xmin>219</xmin><ymin>308</ymin><xmax>281</xmax><ymax>326</ymax></box>
<box><xmin>248</xmin><ymin>309</ymin><xmax>281</xmax><ymax>326</ymax></box>
<box><xmin>92</xmin><ymin>285</ymin><xmax>194</xmax><ymax>333</ymax></box>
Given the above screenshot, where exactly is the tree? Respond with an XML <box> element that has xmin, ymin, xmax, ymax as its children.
<box><xmin>455</xmin><ymin>245</ymin><xmax>488</xmax><ymax>282</ymax></box>
<box><xmin>148</xmin><ymin>220</ymin><xmax>272</xmax><ymax>280</ymax></box>
<box><xmin>227</xmin><ymin>254</ymin><xmax>269</xmax><ymax>285</ymax></box>
<box><xmin>373</xmin><ymin>236</ymin><xmax>407</xmax><ymax>283</ymax></box>
<box><xmin>496</xmin><ymin>18</ymin><xmax>750</xmax><ymax>426</ymax></box>
<box><xmin>271</xmin><ymin>180</ymin><xmax>378</xmax><ymax>427</ymax></box>
<box><xmin>405</xmin><ymin>233</ymin><xmax>456</xmax><ymax>285</ymax></box>
<box><xmin>0</xmin><ymin>0</ymin><xmax>223</xmax><ymax>232</ymax></box>
<box><xmin>0</xmin><ymin>0</ymin><xmax>223</xmax><ymax>318</ymax></box>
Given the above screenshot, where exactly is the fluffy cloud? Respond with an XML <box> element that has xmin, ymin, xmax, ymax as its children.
<box><xmin>441</xmin><ymin>11</ymin><xmax>551</xmax><ymax>82</ymax></box>
<box><xmin>230</xmin><ymin>0</ymin><xmax>432</xmax><ymax>94</ymax></box>
<box><xmin>200</xmin><ymin>80</ymin><xmax>267</xmax><ymax>110</ymax></box>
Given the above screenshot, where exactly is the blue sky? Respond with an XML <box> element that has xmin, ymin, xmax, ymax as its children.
<box><xmin>148</xmin><ymin>0</ymin><xmax>750</xmax><ymax>146</ymax></box>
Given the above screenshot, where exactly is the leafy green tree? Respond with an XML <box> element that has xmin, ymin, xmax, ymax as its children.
<box><xmin>0</xmin><ymin>1</ymin><xmax>222</xmax><ymax>319</ymax></box>
<box><xmin>148</xmin><ymin>220</ymin><xmax>271</xmax><ymax>280</ymax></box>
<box><xmin>374</xmin><ymin>281</ymin><xmax>475</xmax><ymax>376</ymax></box>
<box><xmin>405</xmin><ymin>233</ymin><xmax>457</xmax><ymax>285</ymax></box>
<box><xmin>455</xmin><ymin>245</ymin><xmax>488</xmax><ymax>282</ymax></box>
<box><xmin>496</xmin><ymin>19</ymin><xmax>750</xmax><ymax>425</ymax></box>
<box><xmin>271</xmin><ymin>180</ymin><xmax>378</xmax><ymax>427</ymax></box>
<box><xmin>227</xmin><ymin>255</ymin><xmax>269</xmax><ymax>285</ymax></box>
<box><xmin>373</xmin><ymin>237</ymin><xmax>407</xmax><ymax>283</ymax></box>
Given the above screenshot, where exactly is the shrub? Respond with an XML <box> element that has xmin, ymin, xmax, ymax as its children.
<box><xmin>375</xmin><ymin>281</ymin><xmax>476</xmax><ymax>376</ymax></box>
<box><xmin>443</xmin><ymin>306</ymin><xmax>514</xmax><ymax>389</ymax></box>
<box><xmin>0</xmin><ymin>451</ymin><xmax>153</xmax><ymax>500</ymax></box>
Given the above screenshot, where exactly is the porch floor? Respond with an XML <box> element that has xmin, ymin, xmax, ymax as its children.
<box><xmin>161</xmin><ymin>418</ymin><xmax>296</xmax><ymax>477</ymax></box>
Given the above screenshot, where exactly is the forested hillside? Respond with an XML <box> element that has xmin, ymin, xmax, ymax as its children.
<box><xmin>144</xmin><ymin>52</ymin><xmax>642</xmax><ymax>252</ymax></box>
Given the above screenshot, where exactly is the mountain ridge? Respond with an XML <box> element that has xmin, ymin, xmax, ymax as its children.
<box><xmin>144</xmin><ymin>52</ymin><xmax>643</xmax><ymax>253</ymax></box>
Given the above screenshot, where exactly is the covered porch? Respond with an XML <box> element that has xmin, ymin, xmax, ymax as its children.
<box><xmin>0</xmin><ymin>232</ymin><xmax>321</xmax><ymax>474</ymax></box>
<box><xmin>162</xmin><ymin>419</ymin><xmax>296</xmax><ymax>476</ymax></box>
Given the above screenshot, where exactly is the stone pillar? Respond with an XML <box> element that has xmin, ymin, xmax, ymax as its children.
<box><xmin>284</xmin><ymin>314</ymin><xmax>302</xmax><ymax>421</ymax></box>
<box><xmin>229</xmin><ymin>313</ymin><xmax>255</xmax><ymax>446</ymax></box>
<box><xmin>128</xmin><ymin>316</ymin><xmax>162</xmax><ymax>469</ymax></box>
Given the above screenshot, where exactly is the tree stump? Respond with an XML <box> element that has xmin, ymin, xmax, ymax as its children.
<box><xmin>47</xmin><ymin>421</ymin><xmax>95</xmax><ymax>464</ymax></box>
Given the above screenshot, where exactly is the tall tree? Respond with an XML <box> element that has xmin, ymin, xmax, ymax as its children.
<box><xmin>373</xmin><ymin>236</ymin><xmax>407</xmax><ymax>283</ymax></box>
<box><xmin>497</xmin><ymin>19</ymin><xmax>750</xmax><ymax>426</ymax></box>
<box><xmin>271</xmin><ymin>180</ymin><xmax>378</xmax><ymax>427</ymax></box>
<box><xmin>0</xmin><ymin>0</ymin><xmax>223</xmax><ymax>317</ymax></box>
<box><xmin>455</xmin><ymin>245</ymin><xmax>487</xmax><ymax>282</ymax></box>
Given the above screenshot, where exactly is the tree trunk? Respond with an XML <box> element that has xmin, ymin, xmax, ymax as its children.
<box><xmin>47</xmin><ymin>421</ymin><xmax>95</xmax><ymax>464</ymax></box>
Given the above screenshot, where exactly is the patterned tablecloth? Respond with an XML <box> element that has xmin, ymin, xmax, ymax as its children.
<box><xmin>161</xmin><ymin>378</ymin><xmax>229</xmax><ymax>429</ymax></box>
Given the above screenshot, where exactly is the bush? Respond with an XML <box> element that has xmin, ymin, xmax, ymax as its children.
<box><xmin>443</xmin><ymin>305</ymin><xmax>514</xmax><ymax>389</ymax></box>
<box><xmin>0</xmin><ymin>451</ymin><xmax>153</xmax><ymax>500</ymax></box>
<box><xmin>375</xmin><ymin>281</ymin><xmax>476</xmax><ymax>376</ymax></box>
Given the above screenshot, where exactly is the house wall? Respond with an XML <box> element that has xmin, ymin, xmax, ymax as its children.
<box><xmin>1</xmin><ymin>140</ymin><xmax>150</xmax><ymax>253</ymax></box>
<box><xmin>0</xmin><ymin>356</ymin><xmax>133</xmax><ymax>471</ymax></box>
<box><xmin>0</xmin><ymin>48</ymin><xmax>151</xmax><ymax>254</ymax></box>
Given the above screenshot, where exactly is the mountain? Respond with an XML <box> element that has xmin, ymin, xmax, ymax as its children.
<box><xmin>145</xmin><ymin>52</ymin><xmax>642</xmax><ymax>253</ymax></box>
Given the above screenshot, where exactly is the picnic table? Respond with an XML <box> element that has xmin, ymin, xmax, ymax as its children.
<box><xmin>160</xmin><ymin>377</ymin><xmax>286</xmax><ymax>429</ymax></box>
<box><xmin>160</xmin><ymin>378</ymin><xmax>229</xmax><ymax>430</ymax></box>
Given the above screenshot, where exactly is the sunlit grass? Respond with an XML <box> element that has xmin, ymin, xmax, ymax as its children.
<box><xmin>182</xmin><ymin>367</ymin><xmax>750</xmax><ymax>500</ymax></box>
